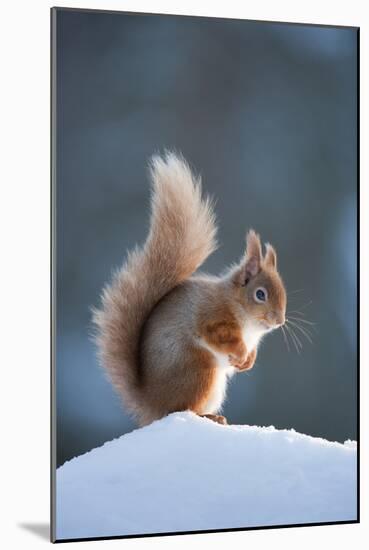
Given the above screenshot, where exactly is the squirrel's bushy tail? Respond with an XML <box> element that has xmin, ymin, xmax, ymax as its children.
<box><xmin>93</xmin><ymin>152</ymin><xmax>217</xmax><ymax>422</ymax></box>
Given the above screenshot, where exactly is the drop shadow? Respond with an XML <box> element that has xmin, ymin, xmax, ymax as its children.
<box><xmin>18</xmin><ymin>522</ymin><xmax>50</xmax><ymax>541</ymax></box>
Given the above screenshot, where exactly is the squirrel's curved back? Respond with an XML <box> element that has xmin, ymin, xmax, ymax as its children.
<box><xmin>93</xmin><ymin>152</ymin><xmax>217</xmax><ymax>422</ymax></box>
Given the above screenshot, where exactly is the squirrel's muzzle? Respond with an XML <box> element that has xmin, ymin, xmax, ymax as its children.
<box><xmin>266</xmin><ymin>311</ymin><xmax>285</xmax><ymax>327</ymax></box>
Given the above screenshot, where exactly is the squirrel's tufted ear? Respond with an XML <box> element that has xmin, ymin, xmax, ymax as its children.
<box><xmin>264</xmin><ymin>242</ymin><xmax>277</xmax><ymax>270</ymax></box>
<box><xmin>233</xmin><ymin>229</ymin><xmax>262</xmax><ymax>286</ymax></box>
<box><xmin>236</xmin><ymin>229</ymin><xmax>262</xmax><ymax>285</ymax></box>
<box><xmin>244</xmin><ymin>229</ymin><xmax>262</xmax><ymax>278</ymax></box>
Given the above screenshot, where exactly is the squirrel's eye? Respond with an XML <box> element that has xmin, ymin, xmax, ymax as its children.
<box><xmin>254</xmin><ymin>287</ymin><xmax>267</xmax><ymax>303</ymax></box>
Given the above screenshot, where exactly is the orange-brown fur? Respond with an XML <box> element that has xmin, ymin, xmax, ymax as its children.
<box><xmin>93</xmin><ymin>152</ymin><xmax>287</xmax><ymax>426</ymax></box>
<box><xmin>234</xmin><ymin>348</ymin><xmax>258</xmax><ymax>371</ymax></box>
<box><xmin>199</xmin><ymin>307</ymin><xmax>248</xmax><ymax>366</ymax></box>
<box><xmin>139</xmin><ymin>344</ymin><xmax>217</xmax><ymax>424</ymax></box>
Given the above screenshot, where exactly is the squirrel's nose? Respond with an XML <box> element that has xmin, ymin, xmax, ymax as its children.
<box><xmin>268</xmin><ymin>311</ymin><xmax>285</xmax><ymax>326</ymax></box>
<box><xmin>276</xmin><ymin>313</ymin><xmax>286</xmax><ymax>326</ymax></box>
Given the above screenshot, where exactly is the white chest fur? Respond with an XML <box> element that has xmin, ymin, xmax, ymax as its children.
<box><xmin>197</xmin><ymin>339</ymin><xmax>235</xmax><ymax>414</ymax></box>
<box><xmin>198</xmin><ymin>321</ymin><xmax>266</xmax><ymax>414</ymax></box>
<box><xmin>201</xmin><ymin>367</ymin><xmax>233</xmax><ymax>414</ymax></box>
<box><xmin>242</xmin><ymin>320</ymin><xmax>265</xmax><ymax>351</ymax></box>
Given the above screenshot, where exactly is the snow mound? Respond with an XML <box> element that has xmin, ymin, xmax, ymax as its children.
<box><xmin>56</xmin><ymin>412</ymin><xmax>357</xmax><ymax>540</ymax></box>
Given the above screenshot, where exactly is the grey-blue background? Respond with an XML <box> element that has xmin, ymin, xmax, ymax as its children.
<box><xmin>55</xmin><ymin>9</ymin><xmax>357</xmax><ymax>467</ymax></box>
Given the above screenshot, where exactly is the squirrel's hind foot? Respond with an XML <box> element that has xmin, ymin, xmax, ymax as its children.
<box><xmin>199</xmin><ymin>413</ymin><xmax>228</xmax><ymax>425</ymax></box>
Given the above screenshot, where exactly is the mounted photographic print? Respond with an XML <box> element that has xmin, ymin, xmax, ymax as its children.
<box><xmin>51</xmin><ymin>7</ymin><xmax>359</xmax><ymax>543</ymax></box>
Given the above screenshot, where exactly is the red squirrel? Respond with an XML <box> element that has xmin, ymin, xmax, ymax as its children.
<box><xmin>93</xmin><ymin>152</ymin><xmax>287</xmax><ymax>426</ymax></box>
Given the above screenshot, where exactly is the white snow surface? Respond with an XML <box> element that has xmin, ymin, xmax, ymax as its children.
<box><xmin>56</xmin><ymin>412</ymin><xmax>357</xmax><ymax>540</ymax></box>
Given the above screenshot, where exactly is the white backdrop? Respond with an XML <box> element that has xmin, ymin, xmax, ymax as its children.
<box><xmin>0</xmin><ymin>1</ymin><xmax>366</xmax><ymax>549</ymax></box>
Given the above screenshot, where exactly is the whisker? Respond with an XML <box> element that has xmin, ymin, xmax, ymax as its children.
<box><xmin>295</xmin><ymin>324</ymin><xmax>313</xmax><ymax>344</ymax></box>
<box><xmin>288</xmin><ymin>289</ymin><xmax>305</xmax><ymax>295</ymax></box>
<box><xmin>289</xmin><ymin>329</ymin><xmax>301</xmax><ymax>354</ymax></box>
<box><xmin>289</xmin><ymin>300</ymin><xmax>313</xmax><ymax>312</ymax></box>
<box><xmin>287</xmin><ymin>319</ymin><xmax>313</xmax><ymax>345</ymax></box>
<box><xmin>285</xmin><ymin>323</ymin><xmax>301</xmax><ymax>354</ymax></box>
<box><xmin>287</xmin><ymin>317</ymin><xmax>314</xmax><ymax>337</ymax></box>
<box><xmin>281</xmin><ymin>325</ymin><xmax>290</xmax><ymax>352</ymax></box>
<box><xmin>284</xmin><ymin>324</ymin><xmax>296</xmax><ymax>351</ymax></box>
<box><xmin>288</xmin><ymin>321</ymin><xmax>316</xmax><ymax>336</ymax></box>
<box><xmin>292</xmin><ymin>324</ymin><xmax>314</xmax><ymax>341</ymax></box>
<box><xmin>288</xmin><ymin>322</ymin><xmax>304</xmax><ymax>350</ymax></box>
<box><xmin>287</xmin><ymin>315</ymin><xmax>316</xmax><ymax>327</ymax></box>
<box><xmin>288</xmin><ymin>323</ymin><xmax>303</xmax><ymax>350</ymax></box>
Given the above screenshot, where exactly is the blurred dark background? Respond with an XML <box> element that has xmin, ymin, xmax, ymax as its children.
<box><xmin>55</xmin><ymin>9</ymin><xmax>357</xmax><ymax>467</ymax></box>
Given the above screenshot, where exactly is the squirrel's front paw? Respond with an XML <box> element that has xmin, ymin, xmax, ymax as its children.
<box><xmin>228</xmin><ymin>352</ymin><xmax>247</xmax><ymax>368</ymax></box>
<box><xmin>235</xmin><ymin>348</ymin><xmax>257</xmax><ymax>372</ymax></box>
<box><xmin>228</xmin><ymin>341</ymin><xmax>248</xmax><ymax>368</ymax></box>
<box><xmin>228</xmin><ymin>354</ymin><xmax>241</xmax><ymax>367</ymax></box>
